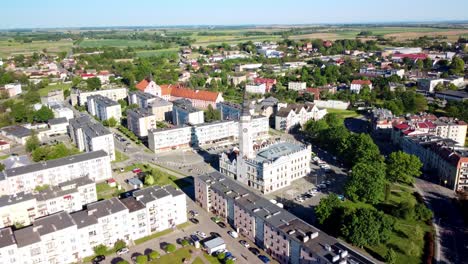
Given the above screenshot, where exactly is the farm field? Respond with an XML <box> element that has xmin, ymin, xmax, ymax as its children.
<box><xmin>135</xmin><ymin>48</ymin><xmax>179</xmax><ymax>58</ymax></box>
<box><xmin>0</xmin><ymin>39</ymin><xmax>72</xmax><ymax>58</ymax></box>
<box><xmin>78</xmin><ymin>39</ymin><xmax>158</xmax><ymax>48</ymax></box>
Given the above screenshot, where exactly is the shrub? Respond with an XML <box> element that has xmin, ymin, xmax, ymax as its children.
<box><xmin>415</xmin><ymin>203</ymin><xmax>433</xmax><ymax>221</ymax></box>
<box><xmin>93</xmin><ymin>244</ymin><xmax>108</xmax><ymax>256</ymax></box>
<box><xmin>135</xmin><ymin>255</ymin><xmax>148</xmax><ymax>264</ymax></box>
<box><xmin>114</xmin><ymin>239</ymin><xmax>126</xmax><ymax>251</ymax></box>
<box><xmin>181</xmin><ymin>239</ymin><xmax>190</xmax><ymax>247</ymax></box>
<box><xmin>217</xmin><ymin>252</ymin><xmax>226</xmax><ymax>260</ymax></box>
<box><xmin>164</xmin><ymin>243</ymin><xmax>176</xmax><ymax>253</ymax></box>
<box><xmin>117</xmin><ymin>261</ymin><xmax>129</xmax><ymax>264</ymax></box>
<box><xmin>149</xmin><ymin>251</ymin><xmax>160</xmax><ymax>260</ymax></box>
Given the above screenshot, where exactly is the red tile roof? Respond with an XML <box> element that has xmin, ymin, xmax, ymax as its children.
<box><xmin>135</xmin><ymin>79</ymin><xmax>150</xmax><ymax>91</ymax></box>
<box><xmin>80</xmin><ymin>73</ymin><xmax>96</xmax><ymax>78</ymax></box>
<box><xmin>394</xmin><ymin>123</ymin><xmax>409</xmax><ymax>130</ymax></box>
<box><xmin>351</xmin><ymin>80</ymin><xmax>372</xmax><ymax>85</ymax></box>
<box><xmin>170</xmin><ymin>87</ymin><xmax>220</xmax><ymax>102</ymax></box>
<box><xmin>254</xmin><ymin>78</ymin><xmax>276</xmax><ymax>85</ymax></box>
<box><xmin>392</xmin><ymin>53</ymin><xmax>428</xmax><ymax>60</ymax></box>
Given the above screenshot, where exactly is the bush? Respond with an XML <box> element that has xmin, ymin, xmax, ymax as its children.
<box><xmin>217</xmin><ymin>252</ymin><xmax>226</xmax><ymax>260</ymax></box>
<box><xmin>164</xmin><ymin>243</ymin><xmax>176</xmax><ymax>253</ymax></box>
<box><xmin>149</xmin><ymin>251</ymin><xmax>160</xmax><ymax>260</ymax></box>
<box><xmin>135</xmin><ymin>255</ymin><xmax>148</xmax><ymax>264</ymax></box>
<box><xmin>394</xmin><ymin>200</ymin><xmax>415</xmax><ymax>219</ymax></box>
<box><xmin>93</xmin><ymin>244</ymin><xmax>108</xmax><ymax>256</ymax></box>
<box><xmin>181</xmin><ymin>239</ymin><xmax>190</xmax><ymax>247</ymax></box>
<box><xmin>117</xmin><ymin>261</ymin><xmax>129</xmax><ymax>264</ymax></box>
<box><xmin>415</xmin><ymin>203</ymin><xmax>433</xmax><ymax>221</ymax></box>
<box><xmin>114</xmin><ymin>239</ymin><xmax>126</xmax><ymax>251</ymax></box>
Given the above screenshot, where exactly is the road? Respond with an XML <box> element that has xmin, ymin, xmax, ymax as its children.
<box><xmin>415</xmin><ymin>178</ymin><xmax>468</xmax><ymax>264</ymax></box>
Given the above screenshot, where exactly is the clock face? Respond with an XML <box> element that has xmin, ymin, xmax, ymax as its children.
<box><xmin>243</xmin><ymin>128</ymin><xmax>248</xmax><ymax>133</ymax></box>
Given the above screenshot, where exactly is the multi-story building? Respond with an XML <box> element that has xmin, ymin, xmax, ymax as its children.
<box><xmin>218</xmin><ymin>101</ymin><xmax>244</xmax><ymax>121</ymax></box>
<box><xmin>417</xmin><ymin>76</ymin><xmax>465</xmax><ymax>93</ymax></box>
<box><xmin>149</xmin><ymin>97</ymin><xmax>173</xmax><ymax>122</ymax></box>
<box><xmin>370</xmin><ymin>108</ymin><xmax>395</xmax><ymax>138</ymax></box>
<box><xmin>127</xmin><ymin>108</ymin><xmax>157</xmax><ymax>137</ymax></box>
<box><xmin>0</xmin><ymin>151</ymin><xmax>111</xmax><ymax>195</ymax></box>
<box><xmin>148</xmin><ymin>126</ymin><xmax>193</xmax><ymax>153</ymax></box>
<box><xmin>220</xmin><ymin>101</ymin><xmax>312</xmax><ymax>193</ymax></box>
<box><xmin>128</xmin><ymin>91</ymin><xmax>157</xmax><ymax>109</ymax></box>
<box><xmin>350</xmin><ymin>80</ymin><xmax>373</xmax><ymax>94</ymax></box>
<box><xmin>40</xmin><ymin>89</ymin><xmax>64</xmax><ymax>106</ymax></box>
<box><xmin>359</xmin><ymin>67</ymin><xmax>405</xmax><ymax>78</ymax></box>
<box><xmin>87</xmin><ymin>95</ymin><xmax>122</xmax><ymax>121</ymax></box>
<box><xmin>0</xmin><ymin>177</ymin><xmax>96</xmax><ymax>228</ymax></box>
<box><xmin>2</xmin><ymin>83</ymin><xmax>22</xmax><ymax>98</ymax></box>
<box><xmin>254</xmin><ymin>78</ymin><xmax>276</xmax><ymax>92</ymax></box>
<box><xmin>246</xmin><ymin>83</ymin><xmax>267</xmax><ymax>94</ymax></box>
<box><xmin>288</xmin><ymin>82</ymin><xmax>307</xmax><ymax>91</ymax></box>
<box><xmin>172</xmin><ymin>99</ymin><xmax>204</xmax><ymax>125</ymax></box>
<box><xmin>50</xmin><ymin>104</ymin><xmax>74</xmax><ymax>120</ymax></box>
<box><xmin>70</xmin><ymin>87</ymin><xmax>127</xmax><ymax>106</ymax></box>
<box><xmin>195</xmin><ymin>172</ymin><xmax>378</xmax><ymax>264</ymax></box>
<box><xmin>192</xmin><ymin>121</ymin><xmax>238</xmax><ymax>146</ymax></box>
<box><xmin>68</xmin><ymin>116</ymin><xmax>116</xmax><ymax>160</ymax></box>
<box><xmin>275</xmin><ymin>103</ymin><xmax>327</xmax><ymax>132</ymax></box>
<box><xmin>0</xmin><ymin>184</ymin><xmax>186</xmax><ymax>264</ymax></box>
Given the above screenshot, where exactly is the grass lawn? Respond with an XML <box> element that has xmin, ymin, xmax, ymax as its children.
<box><xmin>325</xmin><ymin>108</ymin><xmax>360</xmax><ymax>119</ymax></box>
<box><xmin>96</xmin><ymin>182</ymin><xmax>122</xmax><ymax>200</ymax></box>
<box><xmin>134</xmin><ymin>228</ymin><xmax>174</xmax><ymax>245</ymax></box>
<box><xmin>113</xmin><ymin>150</ymin><xmax>129</xmax><ymax>163</ymax></box>
<box><xmin>124</xmin><ymin>163</ymin><xmax>192</xmax><ymax>189</ymax></box>
<box><xmin>38</xmin><ymin>83</ymin><xmax>71</xmax><ymax>96</ymax></box>
<box><xmin>191</xmin><ymin>257</ymin><xmax>204</xmax><ymax>264</ymax></box>
<box><xmin>150</xmin><ymin>246</ymin><xmax>193</xmax><ymax>264</ymax></box>
<box><xmin>0</xmin><ymin>154</ymin><xmax>9</xmax><ymax>160</ymax></box>
<box><xmin>0</xmin><ymin>39</ymin><xmax>72</xmax><ymax>57</ymax></box>
<box><xmin>203</xmin><ymin>253</ymin><xmax>222</xmax><ymax>264</ymax></box>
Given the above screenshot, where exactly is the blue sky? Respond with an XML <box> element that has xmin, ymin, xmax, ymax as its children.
<box><xmin>2</xmin><ymin>0</ymin><xmax>468</xmax><ymax>29</ymax></box>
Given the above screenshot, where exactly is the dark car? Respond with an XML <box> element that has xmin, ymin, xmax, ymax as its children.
<box><xmin>249</xmin><ymin>247</ymin><xmax>260</xmax><ymax>255</ymax></box>
<box><xmin>210</xmin><ymin>232</ymin><xmax>221</xmax><ymax>237</ymax></box>
<box><xmin>258</xmin><ymin>255</ymin><xmax>270</xmax><ymax>263</ymax></box>
<box><xmin>217</xmin><ymin>222</ymin><xmax>226</xmax><ymax>228</ymax></box>
<box><xmin>190</xmin><ymin>218</ymin><xmax>199</xmax><ymax>224</ymax></box>
<box><xmin>92</xmin><ymin>255</ymin><xmax>105</xmax><ymax>263</ymax></box>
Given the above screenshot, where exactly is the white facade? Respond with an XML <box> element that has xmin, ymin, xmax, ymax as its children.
<box><xmin>350</xmin><ymin>81</ymin><xmax>373</xmax><ymax>94</ymax></box>
<box><xmin>245</xmin><ymin>83</ymin><xmax>267</xmax><ymax>94</ymax></box>
<box><xmin>148</xmin><ymin>127</ymin><xmax>192</xmax><ymax>153</ymax></box>
<box><xmin>51</xmin><ymin>105</ymin><xmax>74</xmax><ymax>120</ymax></box>
<box><xmin>275</xmin><ymin>103</ymin><xmax>327</xmax><ymax>132</ymax></box>
<box><xmin>87</xmin><ymin>95</ymin><xmax>122</xmax><ymax>121</ymax></box>
<box><xmin>172</xmin><ymin>103</ymin><xmax>204</xmax><ymax>125</ymax></box>
<box><xmin>3</xmin><ymin>83</ymin><xmax>22</xmax><ymax>97</ymax></box>
<box><xmin>71</xmin><ymin>87</ymin><xmax>127</xmax><ymax>106</ymax></box>
<box><xmin>127</xmin><ymin>108</ymin><xmax>157</xmax><ymax>137</ymax></box>
<box><xmin>288</xmin><ymin>82</ymin><xmax>307</xmax><ymax>91</ymax></box>
<box><xmin>0</xmin><ymin>151</ymin><xmax>111</xmax><ymax>196</ymax></box>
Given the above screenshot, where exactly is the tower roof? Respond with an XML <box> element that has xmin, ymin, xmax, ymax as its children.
<box><xmin>241</xmin><ymin>89</ymin><xmax>251</xmax><ymax>117</ymax></box>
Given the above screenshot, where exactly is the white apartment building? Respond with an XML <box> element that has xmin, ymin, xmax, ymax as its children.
<box><xmin>68</xmin><ymin>116</ymin><xmax>116</xmax><ymax>161</ymax></box>
<box><xmin>87</xmin><ymin>95</ymin><xmax>122</xmax><ymax>121</ymax></box>
<box><xmin>0</xmin><ymin>177</ymin><xmax>96</xmax><ymax>228</ymax></box>
<box><xmin>275</xmin><ymin>103</ymin><xmax>327</xmax><ymax>132</ymax></box>
<box><xmin>172</xmin><ymin>99</ymin><xmax>204</xmax><ymax>125</ymax></box>
<box><xmin>245</xmin><ymin>83</ymin><xmax>267</xmax><ymax>94</ymax></box>
<box><xmin>70</xmin><ymin>87</ymin><xmax>127</xmax><ymax>106</ymax></box>
<box><xmin>418</xmin><ymin>77</ymin><xmax>465</xmax><ymax>93</ymax></box>
<box><xmin>47</xmin><ymin>117</ymin><xmax>68</xmax><ymax>136</ymax></box>
<box><xmin>50</xmin><ymin>104</ymin><xmax>74</xmax><ymax>120</ymax></box>
<box><xmin>3</xmin><ymin>83</ymin><xmax>22</xmax><ymax>98</ymax></box>
<box><xmin>128</xmin><ymin>91</ymin><xmax>157</xmax><ymax>109</ymax></box>
<box><xmin>148</xmin><ymin>126</ymin><xmax>192</xmax><ymax>153</ymax></box>
<box><xmin>192</xmin><ymin>120</ymin><xmax>238</xmax><ymax>146</ymax></box>
<box><xmin>350</xmin><ymin>80</ymin><xmax>373</xmax><ymax>94</ymax></box>
<box><xmin>0</xmin><ymin>151</ymin><xmax>111</xmax><ymax>196</ymax></box>
<box><xmin>288</xmin><ymin>82</ymin><xmax>307</xmax><ymax>91</ymax></box>
<box><xmin>127</xmin><ymin>108</ymin><xmax>157</xmax><ymax>137</ymax></box>
<box><xmin>149</xmin><ymin>98</ymin><xmax>173</xmax><ymax>122</ymax></box>
<box><xmin>434</xmin><ymin>119</ymin><xmax>468</xmax><ymax>147</ymax></box>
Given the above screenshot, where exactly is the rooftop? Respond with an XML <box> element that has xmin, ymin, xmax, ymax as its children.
<box><xmin>69</xmin><ymin>115</ymin><xmax>112</xmax><ymax>138</ymax></box>
<box><xmin>254</xmin><ymin>142</ymin><xmax>305</xmax><ymax>163</ymax></box>
<box><xmin>133</xmin><ymin>185</ymin><xmax>183</xmax><ymax>205</ymax></box>
<box><xmin>127</xmin><ymin>107</ymin><xmax>155</xmax><ymax>118</ymax></box>
<box><xmin>88</xmin><ymin>94</ymin><xmax>119</xmax><ymax>107</ymax></box>
<box><xmin>48</xmin><ymin>117</ymin><xmax>68</xmax><ymax>126</ymax></box>
<box><xmin>0</xmin><ymin>125</ymin><xmax>31</xmax><ymax>138</ymax></box>
<box><xmin>173</xmin><ymin>99</ymin><xmax>201</xmax><ymax>113</ymax></box>
<box><xmin>120</xmin><ymin>197</ymin><xmax>145</xmax><ymax>213</ymax></box>
<box><xmin>87</xmin><ymin>197</ymin><xmax>127</xmax><ymax>218</ymax></box>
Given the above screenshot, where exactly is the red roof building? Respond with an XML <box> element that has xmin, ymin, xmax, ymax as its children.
<box><xmin>392</xmin><ymin>53</ymin><xmax>428</xmax><ymax>61</ymax></box>
<box><xmin>254</xmin><ymin>78</ymin><xmax>277</xmax><ymax>92</ymax></box>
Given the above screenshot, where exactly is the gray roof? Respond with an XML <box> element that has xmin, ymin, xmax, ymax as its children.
<box><xmin>70</xmin><ymin>210</ymin><xmax>98</xmax><ymax>229</ymax></box>
<box><xmin>0</xmin><ymin>155</ymin><xmax>31</xmax><ymax>170</ymax></box>
<box><xmin>254</xmin><ymin>142</ymin><xmax>305</xmax><ymax>163</ymax></box>
<box><xmin>0</xmin><ymin>192</ymin><xmax>36</xmax><ymax>207</ymax></box>
<box><xmin>203</xmin><ymin>237</ymin><xmax>225</xmax><ymax>249</ymax></box>
<box><xmin>69</xmin><ymin>115</ymin><xmax>111</xmax><ymax>138</ymax></box>
<box><xmin>33</xmin><ymin>211</ymin><xmax>75</xmax><ymax>236</ymax></box>
<box><xmin>0</xmin><ymin>125</ymin><xmax>31</xmax><ymax>138</ymax></box>
<box><xmin>129</xmin><ymin>91</ymin><xmax>156</xmax><ymax>100</ymax></box>
<box><xmin>14</xmin><ymin>226</ymin><xmax>41</xmax><ymax>247</ymax></box>
<box><xmin>0</xmin><ymin>228</ymin><xmax>16</xmax><ymax>248</ymax></box>
<box><xmin>36</xmin><ymin>177</ymin><xmax>94</xmax><ymax>201</ymax></box>
<box><xmin>149</xmin><ymin>97</ymin><xmax>173</xmax><ymax>107</ymax></box>
<box><xmin>88</xmin><ymin>94</ymin><xmax>119</xmax><ymax>107</ymax></box>
<box><xmin>435</xmin><ymin>90</ymin><xmax>468</xmax><ymax>98</ymax></box>
<box><xmin>87</xmin><ymin>197</ymin><xmax>127</xmax><ymax>218</ymax></box>
<box><xmin>48</xmin><ymin>117</ymin><xmax>68</xmax><ymax>126</ymax></box>
<box><xmin>133</xmin><ymin>185</ymin><xmax>183</xmax><ymax>205</ymax></box>
<box><xmin>173</xmin><ymin>99</ymin><xmax>200</xmax><ymax>113</ymax></box>
<box><xmin>1</xmin><ymin>150</ymin><xmax>108</xmax><ymax>179</ymax></box>
<box><xmin>120</xmin><ymin>197</ymin><xmax>145</xmax><ymax>213</ymax></box>
<box><xmin>127</xmin><ymin>108</ymin><xmax>154</xmax><ymax>118</ymax></box>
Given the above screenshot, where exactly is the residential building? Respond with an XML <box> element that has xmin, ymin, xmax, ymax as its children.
<box><xmin>128</xmin><ymin>91</ymin><xmax>157</xmax><ymax>109</ymax></box>
<box><xmin>359</xmin><ymin>67</ymin><xmax>405</xmax><ymax>78</ymax></box>
<box><xmin>1</xmin><ymin>83</ymin><xmax>22</xmax><ymax>97</ymax></box>
<box><xmin>218</xmin><ymin>101</ymin><xmax>243</xmax><ymax>120</ymax></box>
<box><xmin>50</xmin><ymin>104</ymin><xmax>74</xmax><ymax>120</ymax></box>
<box><xmin>370</xmin><ymin>108</ymin><xmax>394</xmax><ymax>137</ymax></box>
<box><xmin>87</xmin><ymin>95</ymin><xmax>122</xmax><ymax>121</ymax></box>
<box><xmin>235</xmin><ymin>63</ymin><xmax>263</xmax><ymax>72</ymax></box>
<box><xmin>149</xmin><ymin>97</ymin><xmax>173</xmax><ymax>122</ymax></box>
<box><xmin>148</xmin><ymin>126</ymin><xmax>192</xmax><ymax>153</ymax></box>
<box><xmin>192</xmin><ymin>121</ymin><xmax>238</xmax><ymax>146</ymax></box>
<box><xmin>40</xmin><ymin>89</ymin><xmax>64</xmax><ymax>106</ymax></box>
<box><xmin>0</xmin><ymin>177</ymin><xmax>96</xmax><ymax>228</ymax></box>
<box><xmin>172</xmin><ymin>99</ymin><xmax>204</xmax><ymax>125</ymax></box>
<box><xmin>0</xmin><ymin>126</ymin><xmax>32</xmax><ymax>145</ymax></box>
<box><xmin>350</xmin><ymin>80</ymin><xmax>373</xmax><ymax>94</ymax></box>
<box><xmin>47</xmin><ymin>117</ymin><xmax>69</xmax><ymax>136</ymax></box>
<box><xmin>70</xmin><ymin>87</ymin><xmax>127</xmax><ymax>106</ymax></box>
<box><xmin>68</xmin><ymin>116</ymin><xmax>116</xmax><ymax>161</ymax></box>
<box><xmin>275</xmin><ymin>103</ymin><xmax>327</xmax><ymax>132</ymax></box>
<box><xmin>135</xmin><ymin>74</ymin><xmax>161</xmax><ymax>96</ymax></box>
<box><xmin>391</xmin><ymin>53</ymin><xmax>428</xmax><ymax>62</ymax></box>
<box><xmin>127</xmin><ymin>108</ymin><xmax>157</xmax><ymax>137</ymax></box>
<box><xmin>435</xmin><ymin>90</ymin><xmax>468</xmax><ymax>102</ymax></box>
<box><xmin>195</xmin><ymin>172</ymin><xmax>378</xmax><ymax>264</ymax></box>
<box><xmin>0</xmin><ymin>151</ymin><xmax>111</xmax><ymax>195</ymax></box>
<box><xmin>288</xmin><ymin>82</ymin><xmax>307</xmax><ymax>91</ymax></box>
<box><xmin>254</xmin><ymin>78</ymin><xmax>276</xmax><ymax>92</ymax></box>
<box><xmin>229</xmin><ymin>75</ymin><xmax>247</xmax><ymax>86</ymax></box>
<box><xmin>246</xmin><ymin>83</ymin><xmax>267</xmax><ymax>94</ymax></box>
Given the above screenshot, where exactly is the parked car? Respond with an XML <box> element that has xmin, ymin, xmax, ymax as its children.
<box><xmin>249</xmin><ymin>247</ymin><xmax>260</xmax><ymax>255</ymax></box>
<box><xmin>132</xmin><ymin>168</ymin><xmax>142</xmax><ymax>174</ymax></box>
<box><xmin>228</xmin><ymin>231</ymin><xmax>238</xmax><ymax>238</ymax></box>
<box><xmin>190</xmin><ymin>218</ymin><xmax>199</xmax><ymax>224</ymax></box>
<box><xmin>258</xmin><ymin>255</ymin><xmax>271</xmax><ymax>263</ymax></box>
<box><xmin>189</xmin><ymin>210</ymin><xmax>199</xmax><ymax>216</ymax></box>
<box><xmin>196</xmin><ymin>231</ymin><xmax>207</xmax><ymax>238</ymax></box>
<box><xmin>210</xmin><ymin>232</ymin><xmax>221</xmax><ymax>237</ymax></box>
<box><xmin>92</xmin><ymin>255</ymin><xmax>105</xmax><ymax>264</ymax></box>
<box><xmin>224</xmin><ymin>252</ymin><xmax>233</xmax><ymax>259</ymax></box>
<box><xmin>116</xmin><ymin>247</ymin><xmax>129</xmax><ymax>255</ymax></box>
<box><xmin>217</xmin><ymin>222</ymin><xmax>226</xmax><ymax>228</ymax></box>
<box><xmin>239</xmin><ymin>240</ymin><xmax>250</xmax><ymax>248</ymax></box>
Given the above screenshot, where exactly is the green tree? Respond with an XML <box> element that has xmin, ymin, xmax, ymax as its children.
<box><xmin>135</xmin><ymin>255</ymin><xmax>148</xmax><ymax>264</ymax></box>
<box><xmin>315</xmin><ymin>193</ymin><xmax>341</xmax><ymax>224</ymax></box>
<box><xmin>386</xmin><ymin>151</ymin><xmax>422</xmax><ymax>184</ymax></box>
<box><xmin>0</xmin><ymin>163</ymin><xmax>5</xmax><ymax>171</ymax></box>
<box><xmin>415</xmin><ymin>203</ymin><xmax>433</xmax><ymax>221</ymax></box>
<box><xmin>25</xmin><ymin>132</ymin><xmax>40</xmax><ymax>152</ymax></box>
<box><xmin>385</xmin><ymin>248</ymin><xmax>397</xmax><ymax>264</ymax></box>
<box><xmin>33</xmin><ymin>106</ymin><xmax>54</xmax><ymax>122</ymax></box>
<box><xmin>217</xmin><ymin>252</ymin><xmax>226</xmax><ymax>261</ymax></box>
<box><xmin>107</xmin><ymin>117</ymin><xmax>118</xmax><ymax>127</ymax></box>
<box><xmin>394</xmin><ymin>200</ymin><xmax>415</xmax><ymax>219</ymax></box>
<box><xmin>303</xmin><ymin>119</ymin><xmax>329</xmax><ymax>139</ymax></box>
<box><xmin>93</xmin><ymin>244</ymin><xmax>108</xmax><ymax>256</ymax></box>
<box><xmin>114</xmin><ymin>239</ymin><xmax>127</xmax><ymax>251</ymax></box>
<box><xmin>324</xmin><ymin>113</ymin><xmax>341</xmax><ymax>127</ymax></box>
<box><xmin>340</xmin><ymin>133</ymin><xmax>381</xmax><ymax>166</ymax></box>
<box><xmin>117</xmin><ymin>261</ymin><xmax>129</xmax><ymax>264</ymax></box>
<box><xmin>181</xmin><ymin>239</ymin><xmax>190</xmax><ymax>247</ymax></box>
<box><xmin>164</xmin><ymin>243</ymin><xmax>176</xmax><ymax>253</ymax></box>
<box><xmin>225</xmin><ymin>259</ymin><xmax>235</xmax><ymax>264</ymax></box>
<box><xmin>86</xmin><ymin>77</ymin><xmax>101</xmax><ymax>91</ymax></box>
<box><xmin>204</xmin><ymin>104</ymin><xmax>221</xmax><ymax>122</ymax></box>
<box><xmin>148</xmin><ymin>251</ymin><xmax>160</xmax><ymax>260</ymax></box>
<box><xmin>144</xmin><ymin>175</ymin><xmax>155</xmax><ymax>186</ymax></box>
<box><xmin>449</xmin><ymin>57</ymin><xmax>465</xmax><ymax>75</ymax></box>
<box><xmin>345</xmin><ymin>161</ymin><xmax>386</xmax><ymax>204</ymax></box>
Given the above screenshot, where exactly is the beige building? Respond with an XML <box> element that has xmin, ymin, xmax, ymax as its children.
<box><xmin>149</xmin><ymin>97</ymin><xmax>173</xmax><ymax>122</ymax></box>
<box><xmin>127</xmin><ymin>108</ymin><xmax>157</xmax><ymax>137</ymax></box>
<box><xmin>70</xmin><ymin>87</ymin><xmax>127</xmax><ymax>106</ymax></box>
<box><xmin>288</xmin><ymin>82</ymin><xmax>307</xmax><ymax>91</ymax></box>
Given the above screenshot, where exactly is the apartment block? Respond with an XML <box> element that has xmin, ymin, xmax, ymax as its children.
<box><xmin>0</xmin><ymin>185</ymin><xmax>186</xmax><ymax>264</ymax></box>
<box><xmin>148</xmin><ymin>126</ymin><xmax>193</xmax><ymax>153</ymax></box>
<box><xmin>0</xmin><ymin>151</ymin><xmax>110</xmax><ymax>196</ymax></box>
<box><xmin>70</xmin><ymin>87</ymin><xmax>127</xmax><ymax>106</ymax></box>
<box><xmin>68</xmin><ymin>116</ymin><xmax>116</xmax><ymax>160</ymax></box>
<box><xmin>87</xmin><ymin>95</ymin><xmax>122</xmax><ymax>121</ymax></box>
<box><xmin>275</xmin><ymin>103</ymin><xmax>327</xmax><ymax>132</ymax></box>
<box><xmin>127</xmin><ymin>108</ymin><xmax>157</xmax><ymax>137</ymax></box>
<box><xmin>288</xmin><ymin>82</ymin><xmax>307</xmax><ymax>91</ymax></box>
<box><xmin>195</xmin><ymin>172</ymin><xmax>378</xmax><ymax>264</ymax></box>
<box><xmin>246</xmin><ymin>83</ymin><xmax>267</xmax><ymax>94</ymax></box>
<box><xmin>172</xmin><ymin>99</ymin><xmax>204</xmax><ymax>125</ymax></box>
<box><xmin>0</xmin><ymin>177</ymin><xmax>96</xmax><ymax>228</ymax></box>
<box><xmin>128</xmin><ymin>91</ymin><xmax>157</xmax><ymax>109</ymax></box>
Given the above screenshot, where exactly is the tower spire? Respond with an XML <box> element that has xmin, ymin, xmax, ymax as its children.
<box><xmin>241</xmin><ymin>89</ymin><xmax>250</xmax><ymax>116</ymax></box>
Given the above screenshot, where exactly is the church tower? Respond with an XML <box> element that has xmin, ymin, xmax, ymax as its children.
<box><xmin>239</xmin><ymin>92</ymin><xmax>255</xmax><ymax>159</ymax></box>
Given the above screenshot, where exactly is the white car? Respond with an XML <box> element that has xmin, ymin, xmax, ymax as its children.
<box><xmin>312</xmin><ymin>156</ymin><xmax>320</xmax><ymax>162</ymax></box>
<box><xmin>228</xmin><ymin>231</ymin><xmax>239</xmax><ymax>238</ymax></box>
<box><xmin>117</xmin><ymin>247</ymin><xmax>129</xmax><ymax>255</ymax></box>
<box><xmin>195</xmin><ymin>231</ymin><xmax>207</xmax><ymax>238</ymax></box>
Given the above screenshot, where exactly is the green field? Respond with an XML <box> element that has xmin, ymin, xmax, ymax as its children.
<box><xmin>135</xmin><ymin>48</ymin><xmax>179</xmax><ymax>58</ymax></box>
<box><xmin>38</xmin><ymin>83</ymin><xmax>71</xmax><ymax>96</ymax></box>
<box><xmin>0</xmin><ymin>39</ymin><xmax>72</xmax><ymax>58</ymax></box>
<box><xmin>325</xmin><ymin>108</ymin><xmax>360</xmax><ymax>119</ymax></box>
<box><xmin>79</xmin><ymin>39</ymin><xmax>158</xmax><ymax>48</ymax></box>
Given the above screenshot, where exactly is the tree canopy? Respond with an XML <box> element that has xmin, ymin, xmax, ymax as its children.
<box><xmin>345</xmin><ymin>161</ymin><xmax>386</xmax><ymax>204</ymax></box>
<box><xmin>386</xmin><ymin>151</ymin><xmax>423</xmax><ymax>184</ymax></box>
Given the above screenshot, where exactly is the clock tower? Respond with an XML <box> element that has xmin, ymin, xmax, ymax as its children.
<box><xmin>239</xmin><ymin>93</ymin><xmax>255</xmax><ymax>159</ymax></box>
